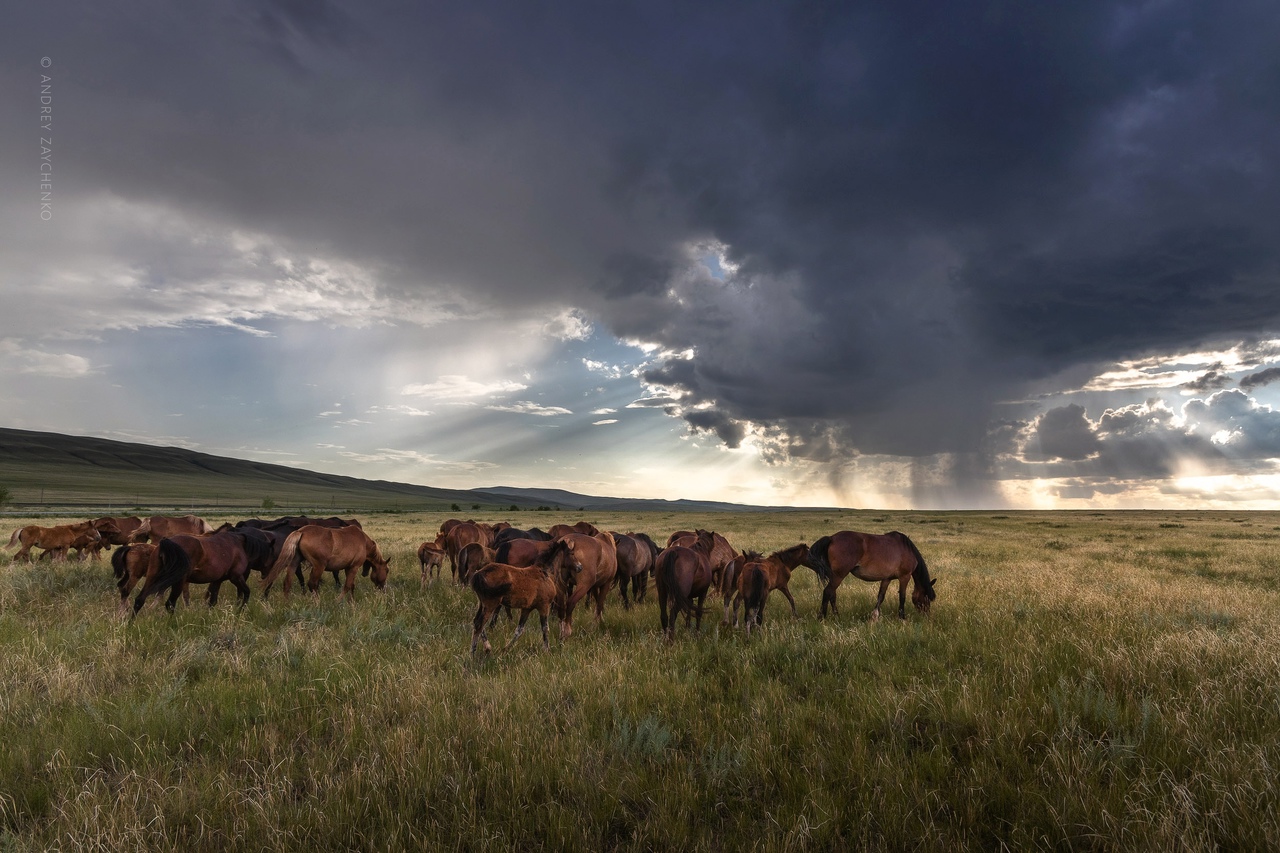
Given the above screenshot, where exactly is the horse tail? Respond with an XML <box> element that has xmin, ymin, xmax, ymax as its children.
<box><xmin>111</xmin><ymin>544</ymin><xmax>131</xmax><ymax>579</ymax></box>
<box><xmin>145</xmin><ymin>539</ymin><xmax>192</xmax><ymax>600</ymax></box>
<box><xmin>890</xmin><ymin>531</ymin><xmax>935</xmax><ymax>601</ymax></box>
<box><xmin>6</xmin><ymin>527</ymin><xmax>20</xmax><ymax>548</ymax></box>
<box><xmin>744</xmin><ymin>563</ymin><xmax>768</xmax><ymax>612</ymax></box>
<box><xmin>657</xmin><ymin>550</ymin><xmax>692</xmax><ymax>618</ymax></box>
<box><xmin>809</xmin><ymin>535</ymin><xmax>833</xmax><ymax>582</ymax></box>
<box><xmin>470</xmin><ymin>568</ymin><xmax>513</xmax><ymax>601</ymax></box>
<box><xmin>261</xmin><ymin>529</ymin><xmax>303</xmax><ymax>593</ymax></box>
<box><xmin>237</xmin><ymin>531</ymin><xmax>274</xmax><ymax>573</ymax></box>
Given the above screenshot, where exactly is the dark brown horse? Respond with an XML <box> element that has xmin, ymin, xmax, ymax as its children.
<box><xmin>808</xmin><ymin>530</ymin><xmax>937</xmax><ymax>620</ymax></box>
<box><xmin>554</xmin><ymin>532</ymin><xmax>617</xmax><ymax>639</ymax></box>
<box><xmin>739</xmin><ymin>560</ymin><xmax>771</xmax><ymax>636</ymax></box>
<box><xmin>469</xmin><ymin>544</ymin><xmax>570</xmax><ymax>653</ymax></box>
<box><xmin>130</xmin><ymin>531</ymin><xmax>256</xmax><ymax>617</ymax></box>
<box><xmin>725</xmin><ymin>543</ymin><xmax>811</xmax><ymax>627</ymax></box>
<box><xmin>669</xmin><ymin>529</ymin><xmax>738</xmax><ymax>594</ymax></box>
<box><xmin>610</xmin><ymin>531</ymin><xmax>661</xmax><ymax>609</ymax></box>
<box><xmin>495</xmin><ymin>537</ymin><xmax>553</xmax><ymax>568</ymax></box>
<box><xmin>260</xmin><ymin>524</ymin><xmax>390</xmax><ymax>601</ymax></box>
<box><xmin>654</xmin><ymin>529</ymin><xmax>717</xmax><ymax>639</ymax></box>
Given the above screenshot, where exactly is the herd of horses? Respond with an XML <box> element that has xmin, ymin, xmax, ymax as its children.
<box><xmin>4</xmin><ymin>514</ymin><xmax>938</xmax><ymax>649</ymax></box>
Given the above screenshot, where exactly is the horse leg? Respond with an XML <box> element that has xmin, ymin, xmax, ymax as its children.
<box><xmin>339</xmin><ymin>568</ymin><xmax>359</xmax><ymax>603</ymax></box>
<box><xmin>694</xmin><ymin>592</ymin><xmax>707</xmax><ymax>633</ymax></box>
<box><xmin>164</xmin><ymin>581</ymin><xmax>184</xmax><ymax>613</ymax></box>
<box><xmin>539</xmin><ymin>610</ymin><xmax>550</xmax><ymax>650</ymax></box>
<box><xmin>871</xmin><ymin>579</ymin><xmax>890</xmax><ymax>621</ymax></box>
<box><xmin>781</xmin><ymin>586</ymin><xmax>798</xmax><ymax>618</ymax></box>
<box><xmin>504</xmin><ymin>609</ymin><xmax>533</xmax><ymax>650</ymax></box>
<box><xmin>594</xmin><ymin>584</ymin><xmax>609</xmax><ymax>628</ymax></box>
<box><xmin>471</xmin><ymin>603</ymin><xmax>492</xmax><ymax>653</ymax></box>
<box><xmin>618</xmin><ymin>574</ymin><xmax>632</xmax><ymax>610</ymax></box>
<box><xmin>898</xmin><ymin>577</ymin><xmax>908</xmax><ymax>620</ymax></box>
<box><xmin>634</xmin><ymin>574</ymin><xmax>646</xmax><ymax>603</ymax></box>
<box><xmin>659</xmin><ymin>589</ymin><xmax>671</xmax><ymax>639</ymax></box>
<box><xmin>821</xmin><ymin>580</ymin><xmax>840</xmax><ymax>618</ymax></box>
<box><xmin>207</xmin><ymin>581</ymin><xmax>222</xmax><ymax>608</ymax></box>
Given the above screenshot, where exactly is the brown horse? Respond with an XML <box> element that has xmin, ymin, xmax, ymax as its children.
<box><xmin>8</xmin><ymin>521</ymin><xmax>100</xmax><ymax>562</ymax></box>
<box><xmin>443</xmin><ymin>522</ymin><xmax>486</xmax><ymax>581</ymax></box>
<box><xmin>130</xmin><ymin>531</ymin><xmax>255</xmax><ymax>617</ymax></box>
<box><xmin>456</xmin><ymin>542</ymin><xmax>497</xmax><ymax>584</ymax></box>
<box><xmin>93</xmin><ymin>516</ymin><xmax>143</xmax><ymax>546</ymax></box>
<box><xmin>495</xmin><ymin>537</ymin><xmax>553</xmax><ymax>567</ymax></box>
<box><xmin>725</xmin><ymin>543</ymin><xmax>811</xmax><ymax>627</ymax></box>
<box><xmin>669</xmin><ymin>529</ymin><xmax>738</xmax><ymax>594</ymax></box>
<box><xmin>418</xmin><ymin>541</ymin><xmax>446</xmax><ymax>585</ymax></box>
<box><xmin>554</xmin><ymin>532</ymin><xmax>617</xmax><ymax>639</ymax></box>
<box><xmin>468</xmin><ymin>544</ymin><xmax>570</xmax><ymax>653</ymax></box>
<box><xmin>610</xmin><ymin>531</ymin><xmax>661</xmax><ymax>609</ymax></box>
<box><xmin>130</xmin><ymin>514</ymin><xmax>213</xmax><ymax>543</ymax></box>
<box><xmin>548</xmin><ymin>521</ymin><xmax>601</xmax><ymax>538</ymax></box>
<box><xmin>112</xmin><ymin>542</ymin><xmax>157</xmax><ymax>608</ymax></box>
<box><xmin>739</xmin><ymin>560</ymin><xmax>771</xmax><ymax>636</ymax></box>
<box><xmin>36</xmin><ymin>526</ymin><xmax>104</xmax><ymax>563</ymax></box>
<box><xmin>260</xmin><ymin>525</ymin><xmax>390</xmax><ymax>601</ymax></box>
<box><xmin>808</xmin><ymin>530</ymin><xmax>937</xmax><ymax>620</ymax></box>
<box><xmin>654</xmin><ymin>529</ymin><xmax>717</xmax><ymax>639</ymax></box>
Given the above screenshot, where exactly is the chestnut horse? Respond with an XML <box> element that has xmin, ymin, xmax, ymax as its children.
<box><xmin>669</xmin><ymin>529</ymin><xmax>738</xmax><ymax>594</ymax></box>
<box><xmin>808</xmin><ymin>530</ymin><xmax>937</xmax><ymax>620</ymax></box>
<box><xmin>495</xmin><ymin>537</ymin><xmax>553</xmax><ymax>568</ymax></box>
<box><xmin>654</xmin><ymin>529</ymin><xmax>717</xmax><ymax>639</ymax></box>
<box><xmin>611</xmin><ymin>531</ymin><xmax>661</xmax><ymax>609</ymax></box>
<box><xmin>725</xmin><ymin>543</ymin><xmax>811</xmax><ymax>627</ymax></box>
<box><xmin>548</xmin><ymin>521</ymin><xmax>601</xmax><ymax>538</ymax></box>
<box><xmin>8</xmin><ymin>521</ymin><xmax>100</xmax><ymax>562</ymax></box>
<box><xmin>469</xmin><ymin>544</ymin><xmax>571</xmax><ymax>653</ymax></box>
<box><xmin>130</xmin><ymin>514</ymin><xmax>213</xmax><ymax>544</ymax></box>
<box><xmin>418</xmin><ymin>542</ymin><xmax>446</xmax><ymax>585</ymax></box>
<box><xmin>130</xmin><ymin>531</ymin><xmax>257</xmax><ymax>617</ymax></box>
<box><xmin>554</xmin><ymin>532</ymin><xmax>617</xmax><ymax>639</ymax></box>
<box><xmin>260</xmin><ymin>524</ymin><xmax>389</xmax><ymax>601</ymax></box>
<box><xmin>456</xmin><ymin>542</ymin><xmax>497</xmax><ymax>584</ymax></box>
<box><xmin>113</xmin><ymin>542</ymin><xmax>157</xmax><ymax>608</ymax></box>
<box><xmin>93</xmin><ymin>516</ymin><xmax>143</xmax><ymax>546</ymax></box>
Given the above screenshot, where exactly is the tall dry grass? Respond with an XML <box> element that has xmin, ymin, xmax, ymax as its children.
<box><xmin>1</xmin><ymin>510</ymin><xmax>1279</xmax><ymax>850</ymax></box>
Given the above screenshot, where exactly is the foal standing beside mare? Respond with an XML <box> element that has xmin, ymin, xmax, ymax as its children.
<box><xmin>807</xmin><ymin>530</ymin><xmax>937</xmax><ymax>620</ymax></box>
<box><xmin>469</xmin><ymin>540</ymin><xmax>573</xmax><ymax>653</ymax></box>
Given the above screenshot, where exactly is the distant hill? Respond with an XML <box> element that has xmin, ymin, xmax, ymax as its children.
<box><xmin>0</xmin><ymin>428</ymin><xmax>841</xmax><ymax>513</ymax></box>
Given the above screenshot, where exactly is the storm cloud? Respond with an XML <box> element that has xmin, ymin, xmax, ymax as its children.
<box><xmin>3</xmin><ymin>0</ymin><xmax>1280</xmax><ymax>506</ymax></box>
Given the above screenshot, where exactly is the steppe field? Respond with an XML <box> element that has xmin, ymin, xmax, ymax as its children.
<box><xmin>3</xmin><ymin>509</ymin><xmax>1280</xmax><ymax>851</ymax></box>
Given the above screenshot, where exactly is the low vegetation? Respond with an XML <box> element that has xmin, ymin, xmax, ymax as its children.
<box><xmin>2</xmin><ymin>509</ymin><xmax>1280</xmax><ymax>850</ymax></box>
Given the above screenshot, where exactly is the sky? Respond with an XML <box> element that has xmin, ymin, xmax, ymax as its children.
<box><xmin>3</xmin><ymin>1</ymin><xmax>1280</xmax><ymax>509</ymax></box>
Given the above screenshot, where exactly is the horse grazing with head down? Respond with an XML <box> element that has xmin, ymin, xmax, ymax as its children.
<box><xmin>610</xmin><ymin>531</ymin><xmax>661</xmax><ymax>609</ymax></box>
<box><xmin>808</xmin><ymin>530</ymin><xmax>936</xmax><ymax>620</ymax></box>
<box><xmin>654</xmin><ymin>529</ymin><xmax>717</xmax><ymax>640</ymax></box>
<box><xmin>260</xmin><ymin>524</ymin><xmax>389</xmax><ymax>601</ymax></box>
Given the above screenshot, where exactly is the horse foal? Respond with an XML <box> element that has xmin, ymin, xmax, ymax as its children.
<box><xmin>469</xmin><ymin>563</ymin><xmax>560</xmax><ymax>653</ymax></box>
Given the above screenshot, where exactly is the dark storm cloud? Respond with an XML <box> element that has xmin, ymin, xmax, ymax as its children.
<box><xmin>7</xmin><ymin>0</ymin><xmax>1280</xmax><ymax>498</ymax></box>
<box><xmin>1241</xmin><ymin>367</ymin><xmax>1280</xmax><ymax>391</ymax></box>
<box><xmin>1027</xmin><ymin>404</ymin><xmax>1101</xmax><ymax>461</ymax></box>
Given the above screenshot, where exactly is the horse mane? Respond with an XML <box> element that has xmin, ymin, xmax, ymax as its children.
<box><xmin>631</xmin><ymin>532</ymin><xmax>661</xmax><ymax>561</ymax></box>
<box><xmin>889</xmin><ymin>531</ymin><xmax>935</xmax><ymax>600</ymax></box>
<box><xmin>741</xmin><ymin>549</ymin><xmax>764</xmax><ymax>563</ymax></box>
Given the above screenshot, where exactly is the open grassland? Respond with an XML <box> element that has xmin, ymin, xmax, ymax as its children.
<box><xmin>3</xmin><ymin>509</ymin><xmax>1280</xmax><ymax>851</ymax></box>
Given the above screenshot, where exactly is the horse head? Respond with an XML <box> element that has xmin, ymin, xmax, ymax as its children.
<box><xmin>364</xmin><ymin>546</ymin><xmax>390</xmax><ymax>589</ymax></box>
<box><xmin>912</xmin><ymin>575</ymin><xmax>937</xmax><ymax>613</ymax></box>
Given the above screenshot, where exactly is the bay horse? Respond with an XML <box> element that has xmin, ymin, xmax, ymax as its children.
<box><xmin>654</xmin><ymin>529</ymin><xmax>717</xmax><ymax>640</ymax></box>
<box><xmin>443</xmin><ymin>522</ymin><xmax>486</xmax><ymax>581</ymax></box>
<box><xmin>725</xmin><ymin>543</ymin><xmax>811</xmax><ymax>627</ymax></box>
<box><xmin>808</xmin><ymin>530</ymin><xmax>937</xmax><ymax>620</ymax></box>
<box><xmin>113</xmin><ymin>542</ymin><xmax>157</xmax><ymax>609</ymax></box>
<box><xmin>93</xmin><ymin>516</ymin><xmax>143</xmax><ymax>546</ymax></box>
<box><xmin>669</xmin><ymin>529</ymin><xmax>738</xmax><ymax>594</ymax></box>
<box><xmin>548</xmin><ymin>521</ymin><xmax>601</xmax><ymax>538</ymax></box>
<box><xmin>468</xmin><ymin>542</ymin><xmax>572</xmax><ymax>653</ymax></box>
<box><xmin>554</xmin><ymin>531</ymin><xmax>617</xmax><ymax>639</ymax></box>
<box><xmin>418</xmin><ymin>541</ymin><xmax>446</xmax><ymax>585</ymax></box>
<box><xmin>610</xmin><ymin>531</ymin><xmax>661</xmax><ymax>609</ymax></box>
<box><xmin>740</xmin><ymin>560</ymin><xmax>770</xmax><ymax>636</ymax></box>
<box><xmin>260</xmin><ymin>524</ymin><xmax>390</xmax><ymax>601</ymax></box>
<box><xmin>495</xmin><ymin>537</ymin><xmax>553</xmax><ymax>568</ymax></box>
<box><xmin>130</xmin><ymin>531</ymin><xmax>256</xmax><ymax>617</ymax></box>
<box><xmin>456</xmin><ymin>542</ymin><xmax>497</xmax><ymax>584</ymax></box>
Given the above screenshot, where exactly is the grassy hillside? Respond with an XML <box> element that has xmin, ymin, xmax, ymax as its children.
<box><xmin>0</xmin><ymin>428</ymin><xmax>550</xmax><ymax>513</ymax></box>
<box><xmin>3</xmin><ymin>508</ymin><xmax>1280</xmax><ymax>850</ymax></box>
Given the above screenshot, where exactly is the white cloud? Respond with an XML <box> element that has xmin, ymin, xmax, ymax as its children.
<box><xmin>400</xmin><ymin>375</ymin><xmax>528</xmax><ymax>399</ymax></box>
<box><xmin>545</xmin><ymin>309</ymin><xmax>592</xmax><ymax>341</ymax></box>
<box><xmin>486</xmin><ymin>401</ymin><xmax>573</xmax><ymax>416</ymax></box>
<box><xmin>591</xmin><ymin>407</ymin><xmax>617</xmax><ymax>415</ymax></box>
<box><xmin>0</xmin><ymin>340</ymin><xmax>92</xmax><ymax>378</ymax></box>
<box><xmin>593</xmin><ymin>419</ymin><xmax>619</xmax><ymax>425</ymax></box>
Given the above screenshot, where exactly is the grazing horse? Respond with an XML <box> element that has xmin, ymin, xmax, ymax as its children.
<box><xmin>129</xmin><ymin>514</ymin><xmax>213</xmax><ymax>544</ymax></box>
<box><xmin>725</xmin><ymin>543</ymin><xmax>811</xmax><ymax>627</ymax></box>
<box><xmin>808</xmin><ymin>530</ymin><xmax>937</xmax><ymax>620</ymax></box>
<box><xmin>8</xmin><ymin>521</ymin><xmax>100</xmax><ymax>562</ymax></box>
<box><xmin>554</xmin><ymin>532</ymin><xmax>617</xmax><ymax>640</ymax></box>
<box><xmin>418</xmin><ymin>542</ymin><xmax>446</xmax><ymax>585</ymax></box>
<box><xmin>654</xmin><ymin>529</ymin><xmax>717</xmax><ymax>639</ymax></box>
<box><xmin>468</xmin><ymin>544</ymin><xmax>571</xmax><ymax>653</ymax></box>
<box><xmin>130</xmin><ymin>531</ymin><xmax>256</xmax><ymax>617</ymax></box>
<box><xmin>112</xmin><ymin>542</ymin><xmax>157</xmax><ymax>608</ymax></box>
<box><xmin>456</xmin><ymin>542</ymin><xmax>497</xmax><ymax>584</ymax></box>
<box><xmin>260</xmin><ymin>525</ymin><xmax>390</xmax><ymax>601</ymax></box>
<box><xmin>610</xmin><ymin>531</ymin><xmax>661</xmax><ymax>609</ymax></box>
